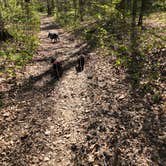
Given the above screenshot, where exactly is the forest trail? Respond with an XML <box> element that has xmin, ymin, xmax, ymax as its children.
<box><xmin>32</xmin><ymin>16</ymin><xmax>89</xmax><ymax>165</ymax></box>
<box><xmin>1</xmin><ymin>16</ymin><xmax>166</xmax><ymax>166</ymax></box>
<box><xmin>0</xmin><ymin>16</ymin><xmax>91</xmax><ymax>165</ymax></box>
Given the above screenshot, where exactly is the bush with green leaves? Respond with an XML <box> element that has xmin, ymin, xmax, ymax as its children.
<box><xmin>0</xmin><ymin>0</ymin><xmax>40</xmax><ymax>77</ymax></box>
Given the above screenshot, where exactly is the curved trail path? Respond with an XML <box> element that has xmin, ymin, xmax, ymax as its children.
<box><xmin>1</xmin><ymin>16</ymin><xmax>90</xmax><ymax>166</ymax></box>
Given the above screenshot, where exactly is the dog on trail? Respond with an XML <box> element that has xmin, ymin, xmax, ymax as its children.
<box><xmin>48</xmin><ymin>32</ymin><xmax>60</xmax><ymax>43</ymax></box>
<box><xmin>75</xmin><ymin>55</ymin><xmax>85</xmax><ymax>73</ymax></box>
<box><xmin>51</xmin><ymin>58</ymin><xmax>63</xmax><ymax>80</ymax></box>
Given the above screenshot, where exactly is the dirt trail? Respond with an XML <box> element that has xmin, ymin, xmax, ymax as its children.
<box><xmin>1</xmin><ymin>16</ymin><xmax>166</xmax><ymax>166</ymax></box>
<box><xmin>0</xmin><ymin>16</ymin><xmax>90</xmax><ymax>166</ymax></box>
<box><xmin>35</xmin><ymin>17</ymin><xmax>89</xmax><ymax>165</ymax></box>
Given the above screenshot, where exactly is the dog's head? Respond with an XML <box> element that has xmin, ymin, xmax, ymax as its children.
<box><xmin>48</xmin><ymin>32</ymin><xmax>51</xmax><ymax>38</ymax></box>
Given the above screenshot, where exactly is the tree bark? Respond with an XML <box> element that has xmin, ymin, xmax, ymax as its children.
<box><xmin>47</xmin><ymin>0</ymin><xmax>52</xmax><ymax>15</ymax></box>
<box><xmin>131</xmin><ymin>0</ymin><xmax>137</xmax><ymax>54</ymax></box>
<box><xmin>55</xmin><ymin>0</ymin><xmax>59</xmax><ymax>19</ymax></box>
<box><xmin>0</xmin><ymin>11</ymin><xmax>5</xmax><ymax>40</ymax></box>
<box><xmin>73</xmin><ymin>0</ymin><xmax>77</xmax><ymax>22</ymax></box>
<box><xmin>79</xmin><ymin>0</ymin><xmax>84</xmax><ymax>21</ymax></box>
<box><xmin>138</xmin><ymin>0</ymin><xmax>144</xmax><ymax>26</ymax></box>
<box><xmin>51</xmin><ymin>0</ymin><xmax>55</xmax><ymax>13</ymax></box>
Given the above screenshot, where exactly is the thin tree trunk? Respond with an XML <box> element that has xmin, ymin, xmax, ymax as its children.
<box><xmin>55</xmin><ymin>0</ymin><xmax>59</xmax><ymax>19</ymax></box>
<box><xmin>138</xmin><ymin>0</ymin><xmax>144</xmax><ymax>26</ymax></box>
<box><xmin>47</xmin><ymin>0</ymin><xmax>52</xmax><ymax>16</ymax></box>
<box><xmin>129</xmin><ymin>0</ymin><xmax>141</xmax><ymax>88</ymax></box>
<box><xmin>0</xmin><ymin>11</ymin><xmax>5</xmax><ymax>39</ymax></box>
<box><xmin>79</xmin><ymin>0</ymin><xmax>84</xmax><ymax>21</ymax></box>
<box><xmin>73</xmin><ymin>0</ymin><xmax>77</xmax><ymax>22</ymax></box>
<box><xmin>131</xmin><ymin>0</ymin><xmax>137</xmax><ymax>54</ymax></box>
<box><xmin>51</xmin><ymin>0</ymin><xmax>55</xmax><ymax>14</ymax></box>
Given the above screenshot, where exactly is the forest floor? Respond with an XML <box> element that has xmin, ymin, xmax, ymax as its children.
<box><xmin>0</xmin><ymin>16</ymin><xmax>166</xmax><ymax>166</ymax></box>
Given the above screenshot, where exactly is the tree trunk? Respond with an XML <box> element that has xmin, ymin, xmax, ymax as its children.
<box><xmin>51</xmin><ymin>0</ymin><xmax>55</xmax><ymax>13</ymax></box>
<box><xmin>138</xmin><ymin>0</ymin><xmax>144</xmax><ymax>26</ymax></box>
<box><xmin>55</xmin><ymin>0</ymin><xmax>59</xmax><ymax>19</ymax></box>
<box><xmin>131</xmin><ymin>0</ymin><xmax>137</xmax><ymax>54</ymax></box>
<box><xmin>73</xmin><ymin>0</ymin><xmax>77</xmax><ymax>22</ymax></box>
<box><xmin>0</xmin><ymin>11</ymin><xmax>5</xmax><ymax>40</ymax></box>
<box><xmin>0</xmin><ymin>11</ymin><xmax>4</xmax><ymax>30</ymax></box>
<box><xmin>79</xmin><ymin>0</ymin><xmax>84</xmax><ymax>21</ymax></box>
<box><xmin>47</xmin><ymin>0</ymin><xmax>52</xmax><ymax>16</ymax></box>
<box><xmin>129</xmin><ymin>0</ymin><xmax>141</xmax><ymax>88</ymax></box>
<box><xmin>46</xmin><ymin>0</ymin><xmax>55</xmax><ymax>16</ymax></box>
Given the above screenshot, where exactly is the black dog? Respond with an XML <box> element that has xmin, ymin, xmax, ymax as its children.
<box><xmin>75</xmin><ymin>55</ymin><xmax>85</xmax><ymax>73</ymax></box>
<box><xmin>51</xmin><ymin>58</ymin><xmax>63</xmax><ymax>80</ymax></box>
<box><xmin>48</xmin><ymin>32</ymin><xmax>59</xmax><ymax>43</ymax></box>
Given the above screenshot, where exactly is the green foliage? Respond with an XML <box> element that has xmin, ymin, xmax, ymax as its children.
<box><xmin>83</xmin><ymin>26</ymin><xmax>109</xmax><ymax>49</ymax></box>
<box><xmin>35</xmin><ymin>1</ymin><xmax>47</xmax><ymax>12</ymax></box>
<box><xmin>153</xmin><ymin>0</ymin><xmax>166</xmax><ymax>11</ymax></box>
<box><xmin>0</xmin><ymin>0</ymin><xmax>40</xmax><ymax>77</ymax></box>
<box><xmin>57</xmin><ymin>10</ymin><xmax>79</xmax><ymax>27</ymax></box>
<box><xmin>97</xmin><ymin>27</ymin><xmax>108</xmax><ymax>48</ymax></box>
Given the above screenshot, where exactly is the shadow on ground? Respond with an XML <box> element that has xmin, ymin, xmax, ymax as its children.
<box><xmin>71</xmin><ymin>47</ymin><xmax>166</xmax><ymax>165</ymax></box>
<box><xmin>0</xmin><ymin>30</ymin><xmax>94</xmax><ymax>165</ymax></box>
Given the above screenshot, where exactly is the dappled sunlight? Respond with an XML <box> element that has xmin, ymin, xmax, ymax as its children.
<box><xmin>0</xmin><ymin>15</ymin><xmax>93</xmax><ymax>165</ymax></box>
<box><xmin>0</xmin><ymin>1</ymin><xmax>165</xmax><ymax>165</ymax></box>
